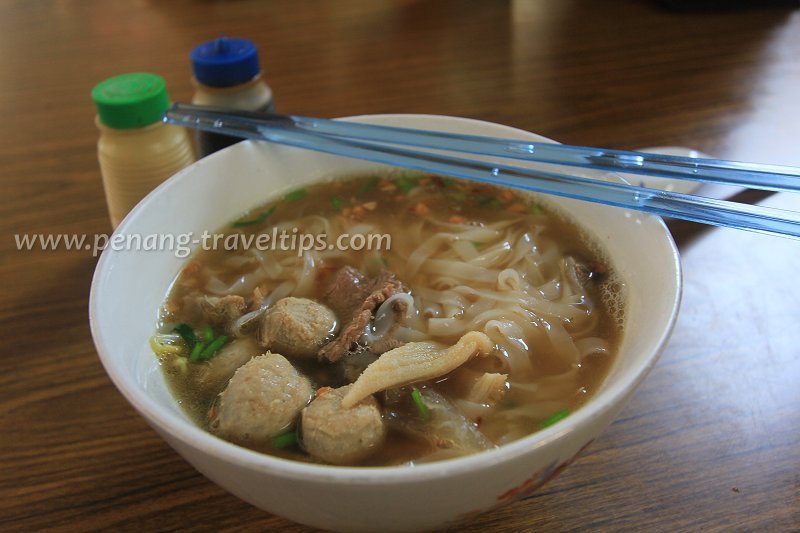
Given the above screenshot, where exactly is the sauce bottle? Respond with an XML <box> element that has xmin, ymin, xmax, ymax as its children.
<box><xmin>92</xmin><ymin>72</ymin><xmax>195</xmax><ymax>228</ymax></box>
<box><xmin>190</xmin><ymin>37</ymin><xmax>275</xmax><ymax>157</ymax></box>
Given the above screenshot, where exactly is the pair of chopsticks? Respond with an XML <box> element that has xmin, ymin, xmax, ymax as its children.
<box><xmin>164</xmin><ymin>103</ymin><xmax>800</xmax><ymax>239</ymax></box>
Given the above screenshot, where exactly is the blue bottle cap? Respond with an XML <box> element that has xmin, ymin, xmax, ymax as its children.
<box><xmin>191</xmin><ymin>37</ymin><xmax>261</xmax><ymax>87</ymax></box>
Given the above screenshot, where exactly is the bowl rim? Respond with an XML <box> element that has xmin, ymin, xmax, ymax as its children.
<box><xmin>89</xmin><ymin>113</ymin><xmax>682</xmax><ymax>485</ymax></box>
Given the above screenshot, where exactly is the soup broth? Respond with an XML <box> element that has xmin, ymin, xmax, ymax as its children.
<box><xmin>152</xmin><ymin>173</ymin><xmax>624</xmax><ymax>466</ymax></box>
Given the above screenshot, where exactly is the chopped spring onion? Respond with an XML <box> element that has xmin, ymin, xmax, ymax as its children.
<box><xmin>189</xmin><ymin>342</ymin><xmax>205</xmax><ymax>362</ymax></box>
<box><xmin>203</xmin><ymin>325</ymin><xmax>215</xmax><ymax>343</ymax></box>
<box><xmin>411</xmin><ymin>388</ymin><xmax>429</xmax><ymax>419</ymax></box>
<box><xmin>471</xmin><ymin>241</ymin><xmax>483</xmax><ymax>249</ymax></box>
<box><xmin>233</xmin><ymin>205</ymin><xmax>276</xmax><ymax>227</ymax></box>
<box><xmin>396</xmin><ymin>176</ymin><xmax>418</xmax><ymax>193</ymax></box>
<box><xmin>199</xmin><ymin>335</ymin><xmax>228</xmax><ymax>360</ymax></box>
<box><xmin>528</xmin><ymin>204</ymin><xmax>544</xmax><ymax>215</ymax></box>
<box><xmin>540</xmin><ymin>409</ymin><xmax>570</xmax><ymax>428</ymax></box>
<box><xmin>149</xmin><ymin>336</ymin><xmax>183</xmax><ymax>356</ymax></box>
<box><xmin>476</xmin><ymin>195</ymin><xmax>501</xmax><ymax>208</ymax></box>
<box><xmin>284</xmin><ymin>188</ymin><xmax>307</xmax><ymax>201</ymax></box>
<box><xmin>359</xmin><ymin>176</ymin><xmax>380</xmax><ymax>194</ymax></box>
<box><xmin>330</xmin><ymin>196</ymin><xmax>344</xmax><ymax>210</ymax></box>
<box><xmin>370</xmin><ymin>255</ymin><xmax>389</xmax><ymax>270</ymax></box>
<box><xmin>173</xmin><ymin>323</ymin><xmax>197</xmax><ymax>350</ymax></box>
<box><xmin>271</xmin><ymin>429</ymin><xmax>298</xmax><ymax>449</ymax></box>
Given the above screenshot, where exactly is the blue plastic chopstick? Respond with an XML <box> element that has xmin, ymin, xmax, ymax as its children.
<box><xmin>164</xmin><ymin>103</ymin><xmax>800</xmax><ymax>240</ymax></box>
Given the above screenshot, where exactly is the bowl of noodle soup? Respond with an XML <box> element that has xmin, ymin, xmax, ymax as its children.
<box><xmin>90</xmin><ymin>114</ymin><xmax>681</xmax><ymax>532</ymax></box>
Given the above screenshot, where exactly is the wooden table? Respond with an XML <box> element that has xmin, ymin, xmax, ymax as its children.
<box><xmin>2</xmin><ymin>1</ymin><xmax>798</xmax><ymax>531</ymax></box>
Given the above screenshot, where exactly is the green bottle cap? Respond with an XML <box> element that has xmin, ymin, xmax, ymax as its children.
<box><xmin>92</xmin><ymin>73</ymin><xmax>170</xmax><ymax>129</ymax></box>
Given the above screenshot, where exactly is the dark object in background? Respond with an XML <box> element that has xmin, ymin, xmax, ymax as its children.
<box><xmin>659</xmin><ymin>0</ymin><xmax>798</xmax><ymax>10</ymax></box>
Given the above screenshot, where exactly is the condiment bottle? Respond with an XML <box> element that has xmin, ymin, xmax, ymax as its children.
<box><xmin>190</xmin><ymin>37</ymin><xmax>275</xmax><ymax>157</ymax></box>
<box><xmin>92</xmin><ymin>73</ymin><xmax>195</xmax><ymax>228</ymax></box>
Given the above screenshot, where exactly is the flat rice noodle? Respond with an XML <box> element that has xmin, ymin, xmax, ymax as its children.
<box><xmin>391</xmin><ymin>388</ymin><xmax>493</xmax><ymax>455</ymax></box>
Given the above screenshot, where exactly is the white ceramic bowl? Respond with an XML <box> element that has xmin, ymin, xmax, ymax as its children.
<box><xmin>90</xmin><ymin>115</ymin><xmax>681</xmax><ymax>532</ymax></box>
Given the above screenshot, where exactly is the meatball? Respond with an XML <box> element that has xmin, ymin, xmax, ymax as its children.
<box><xmin>211</xmin><ymin>352</ymin><xmax>313</xmax><ymax>444</ymax></box>
<box><xmin>260</xmin><ymin>297</ymin><xmax>338</xmax><ymax>358</ymax></box>
<box><xmin>301</xmin><ymin>385</ymin><xmax>385</xmax><ymax>465</ymax></box>
<box><xmin>194</xmin><ymin>337</ymin><xmax>260</xmax><ymax>395</ymax></box>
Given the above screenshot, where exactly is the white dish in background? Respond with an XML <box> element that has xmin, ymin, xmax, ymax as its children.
<box><xmin>623</xmin><ymin>146</ymin><xmax>712</xmax><ymax>194</ymax></box>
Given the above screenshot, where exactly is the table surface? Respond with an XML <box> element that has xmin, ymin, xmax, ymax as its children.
<box><xmin>1</xmin><ymin>1</ymin><xmax>798</xmax><ymax>531</ymax></box>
